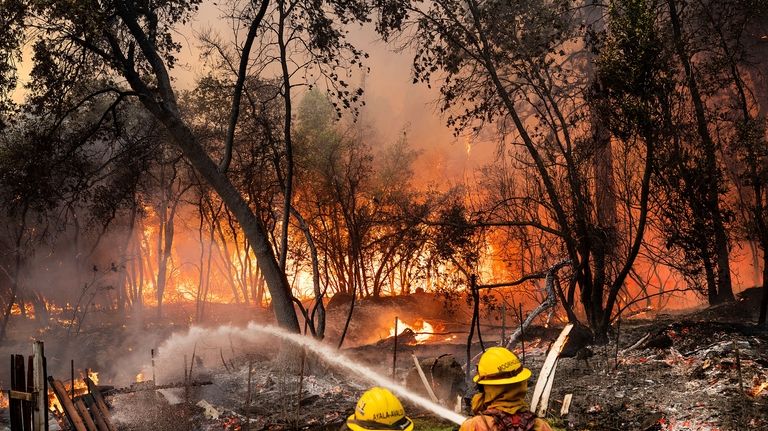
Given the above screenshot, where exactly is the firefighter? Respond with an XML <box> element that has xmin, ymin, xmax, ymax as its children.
<box><xmin>460</xmin><ymin>347</ymin><xmax>553</xmax><ymax>431</ymax></box>
<box><xmin>344</xmin><ymin>387</ymin><xmax>414</xmax><ymax>431</ymax></box>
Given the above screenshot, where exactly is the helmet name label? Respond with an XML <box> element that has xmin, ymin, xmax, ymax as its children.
<box><xmin>372</xmin><ymin>409</ymin><xmax>405</xmax><ymax>421</ymax></box>
<box><xmin>497</xmin><ymin>360</ymin><xmax>519</xmax><ymax>372</ymax></box>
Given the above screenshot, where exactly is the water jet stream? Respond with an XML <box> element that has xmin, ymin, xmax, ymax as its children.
<box><xmin>246</xmin><ymin>322</ymin><xmax>468</xmax><ymax>425</ymax></box>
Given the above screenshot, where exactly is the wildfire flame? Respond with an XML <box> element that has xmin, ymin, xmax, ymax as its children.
<box><xmin>749</xmin><ymin>380</ymin><xmax>768</xmax><ymax>397</ymax></box>
<box><xmin>0</xmin><ymin>390</ymin><xmax>8</xmax><ymax>409</ymax></box>
<box><xmin>10</xmin><ymin>302</ymin><xmax>35</xmax><ymax>318</ymax></box>
<box><xmin>48</xmin><ymin>370</ymin><xmax>99</xmax><ymax>413</ymax></box>
<box><xmin>389</xmin><ymin>319</ymin><xmax>436</xmax><ymax>343</ymax></box>
<box><xmin>136</xmin><ymin>372</ymin><xmax>145</xmax><ymax>383</ymax></box>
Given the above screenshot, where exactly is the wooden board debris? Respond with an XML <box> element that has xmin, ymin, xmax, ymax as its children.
<box><xmin>411</xmin><ymin>354</ymin><xmax>439</xmax><ymax>403</ymax></box>
<box><xmin>531</xmin><ymin>323</ymin><xmax>573</xmax><ymax>415</ymax></box>
<box><xmin>560</xmin><ymin>393</ymin><xmax>573</xmax><ymax>416</ymax></box>
<box><xmin>74</xmin><ymin>399</ymin><xmax>98</xmax><ymax>431</ymax></box>
<box><xmin>85</xmin><ymin>377</ymin><xmax>116</xmax><ymax>431</ymax></box>
<box><xmin>49</xmin><ymin>378</ymin><xmax>88</xmax><ymax>431</ymax></box>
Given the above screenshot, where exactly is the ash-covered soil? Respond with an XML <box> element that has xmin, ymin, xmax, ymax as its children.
<box><xmin>549</xmin><ymin>318</ymin><xmax>768</xmax><ymax>430</ymax></box>
<box><xmin>104</xmin><ymin>313</ymin><xmax>767</xmax><ymax>431</ymax></box>
<box><xmin>1</xmin><ymin>291</ymin><xmax>767</xmax><ymax>431</ymax></box>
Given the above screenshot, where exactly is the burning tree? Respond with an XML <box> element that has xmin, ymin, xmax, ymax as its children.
<box><xmin>0</xmin><ymin>0</ymin><xmax>382</xmax><ymax>333</ymax></box>
<box><xmin>369</xmin><ymin>0</ymin><xmax>660</xmax><ymax>340</ymax></box>
<box><xmin>369</xmin><ymin>0</ymin><xmax>768</xmax><ymax>338</ymax></box>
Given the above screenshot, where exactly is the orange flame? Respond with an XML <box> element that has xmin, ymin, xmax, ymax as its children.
<box><xmin>10</xmin><ymin>302</ymin><xmax>35</xmax><ymax>318</ymax></box>
<box><xmin>389</xmin><ymin>319</ymin><xmax>436</xmax><ymax>343</ymax></box>
<box><xmin>0</xmin><ymin>390</ymin><xmax>8</xmax><ymax>409</ymax></box>
<box><xmin>750</xmin><ymin>380</ymin><xmax>768</xmax><ymax>397</ymax></box>
<box><xmin>48</xmin><ymin>371</ymin><xmax>99</xmax><ymax>412</ymax></box>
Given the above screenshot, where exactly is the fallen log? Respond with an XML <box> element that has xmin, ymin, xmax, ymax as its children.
<box><xmin>411</xmin><ymin>354</ymin><xmax>439</xmax><ymax>403</ymax></box>
<box><xmin>85</xmin><ymin>377</ymin><xmax>116</xmax><ymax>431</ymax></box>
<box><xmin>531</xmin><ymin>324</ymin><xmax>573</xmax><ymax>416</ymax></box>
<box><xmin>103</xmin><ymin>380</ymin><xmax>213</xmax><ymax>395</ymax></box>
<box><xmin>621</xmin><ymin>332</ymin><xmax>651</xmax><ymax>355</ymax></box>
<box><xmin>86</xmin><ymin>397</ymin><xmax>110</xmax><ymax>431</ymax></box>
<box><xmin>504</xmin><ymin>259</ymin><xmax>572</xmax><ymax>350</ymax></box>
<box><xmin>74</xmin><ymin>399</ymin><xmax>98</xmax><ymax>431</ymax></box>
<box><xmin>377</xmin><ymin>328</ymin><xmax>417</xmax><ymax>347</ymax></box>
<box><xmin>49</xmin><ymin>378</ymin><xmax>87</xmax><ymax>431</ymax></box>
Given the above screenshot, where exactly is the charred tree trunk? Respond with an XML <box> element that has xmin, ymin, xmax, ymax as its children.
<box><xmin>254</xmin><ymin>264</ymin><xmax>266</xmax><ymax>308</ymax></box>
<box><xmin>156</xmin><ymin>203</ymin><xmax>176</xmax><ymax>319</ymax></box>
<box><xmin>226</xmin><ymin>211</ymin><xmax>249</xmax><ymax>304</ymax></box>
<box><xmin>599</xmin><ymin>127</ymin><xmax>655</xmax><ymax>340</ymax></box>
<box><xmin>277</xmin><ymin>0</ymin><xmax>294</xmax><ymax>272</ymax></box>
<box><xmin>0</xmin><ymin>203</ymin><xmax>28</xmax><ymax>342</ymax></box>
<box><xmin>30</xmin><ymin>291</ymin><xmax>48</xmax><ymax>323</ymax></box>
<box><xmin>337</xmin><ymin>279</ymin><xmax>356</xmax><ymax>349</ymax></box>
<box><xmin>111</xmin><ymin>3</ymin><xmax>300</xmax><ymax>332</ymax></box>
<box><xmin>586</xmin><ymin>0</ymin><xmax>616</xmax><ymax>293</ymax></box>
<box><xmin>760</xmin><ymin>253</ymin><xmax>768</xmax><ymax>325</ymax></box>
<box><xmin>135</xmin><ymin>230</ymin><xmax>145</xmax><ymax>309</ymax></box>
<box><xmin>703</xmin><ymin>253</ymin><xmax>717</xmax><ymax>304</ymax></box>
<box><xmin>667</xmin><ymin>0</ymin><xmax>733</xmax><ymax>304</ymax></box>
<box><xmin>292</xmin><ymin>207</ymin><xmax>325</xmax><ymax>339</ymax></box>
<box><xmin>117</xmin><ymin>204</ymin><xmax>138</xmax><ymax>314</ymax></box>
<box><xmin>200</xmin><ymin>220</ymin><xmax>216</xmax><ymax>321</ymax></box>
<box><xmin>213</xmin><ymin>216</ymin><xmax>242</xmax><ymax>303</ymax></box>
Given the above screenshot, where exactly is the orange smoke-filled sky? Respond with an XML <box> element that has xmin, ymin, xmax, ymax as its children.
<box><xmin>11</xmin><ymin>4</ymin><xmax>495</xmax><ymax>185</ymax></box>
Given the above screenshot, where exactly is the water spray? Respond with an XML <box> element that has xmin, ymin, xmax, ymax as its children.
<box><xmin>245</xmin><ymin>323</ymin><xmax>467</xmax><ymax>425</ymax></box>
<box><xmin>154</xmin><ymin>322</ymin><xmax>467</xmax><ymax>425</ymax></box>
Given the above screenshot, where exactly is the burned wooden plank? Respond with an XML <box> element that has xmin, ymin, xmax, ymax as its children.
<box><xmin>531</xmin><ymin>323</ymin><xmax>573</xmax><ymax>416</ymax></box>
<box><xmin>9</xmin><ymin>390</ymin><xmax>33</xmax><ymax>402</ymax></box>
<box><xmin>560</xmin><ymin>393</ymin><xmax>573</xmax><ymax>416</ymax></box>
<box><xmin>22</xmin><ymin>356</ymin><xmax>35</xmax><ymax>430</ymax></box>
<box><xmin>49</xmin><ymin>378</ymin><xmax>87</xmax><ymax>431</ymax></box>
<box><xmin>85</xmin><ymin>377</ymin><xmax>116</xmax><ymax>431</ymax></box>
<box><xmin>33</xmin><ymin>342</ymin><xmax>48</xmax><ymax>431</ymax></box>
<box><xmin>410</xmin><ymin>354</ymin><xmax>438</xmax><ymax>403</ymax></box>
<box><xmin>85</xmin><ymin>395</ymin><xmax>110</xmax><ymax>431</ymax></box>
<box><xmin>11</xmin><ymin>354</ymin><xmax>29</xmax><ymax>431</ymax></box>
<box><xmin>73</xmin><ymin>399</ymin><xmax>98</xmax><ymax>431</ymax></box>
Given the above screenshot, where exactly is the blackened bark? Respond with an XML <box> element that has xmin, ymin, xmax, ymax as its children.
<box><xmin>117</xmin><ymin>204</ymin><xmax>137</xmax><ymax>313</ymax></box>
<box><xmin>110</xmin><ymin>3</ymin><xmax>300</xmax><ymax>332</ymax></box>
<box><xmin>159</xmin><ymin>114</ymin><xmax>300</xmax><ymax>331</ymax></box>
<box><xmin>703</xmin><ymin>254</ymin><xmax>717</xmax><ymax>304</ymax></box>
<box><xmin>759</xmin><ymin>256</ymin><xmax>768</xmax><ymax>325</ymax></box>
<box><xmin>667</xmin><ymin>0</ymin><xmax>734</xmax><ymax>304</ymax></box>
<box><xmin>277</xmin><ymin>0</ymin><xmax>294</xmax><ymax>271</ymax></box>
<box><xmin>0</xmin><ymin>203</ymin><xmax>28</xmax><ymax>341</ymax></box>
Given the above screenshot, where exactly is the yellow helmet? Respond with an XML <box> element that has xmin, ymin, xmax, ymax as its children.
<box><xmin>473</xmin><ymin>346</ymin><xmax>531</xmax><ymax>385</ymax></box>
<box><xmin>346</xmin><ymin>387</ymin><xmax>414</xmax><ymax>431</ymax></box>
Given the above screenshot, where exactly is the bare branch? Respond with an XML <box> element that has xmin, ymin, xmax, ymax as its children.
<box><xmin>219</xmin><ymin>0</ymin><xmax>271</xmax><ymax>172</ymax></box>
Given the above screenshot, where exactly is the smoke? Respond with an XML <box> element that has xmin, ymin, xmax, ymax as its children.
<box><xmin>120</xmin><ymin>322</ymin><xmax>468</xmax><ymax>425</ymax></box>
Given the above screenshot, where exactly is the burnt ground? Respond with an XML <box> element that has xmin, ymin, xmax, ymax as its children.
<box><xmin>1</xmin><ymin>290</ymin><xmax>767</xmax><ymax>431</ymax></box>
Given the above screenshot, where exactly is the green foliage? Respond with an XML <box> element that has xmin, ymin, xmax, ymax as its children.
<box><xmin>729</xmin><ymin>117</ymin><xmax>768</xmax><ymax>240</ymax></box>
<box><xmin>0</xmin><ymin>0</ymin><xmax>26</xmax><ymax>129</ymax></box>
<box><xmin>593</xmin><ymin>0</ymin><xmax>672</xmax><ymax>140</ymax></box>
<box><xmin>432</xmin><ymin>199</ymin><xmax>479</xmax><ymax>266</ymax></box>
<box><xmin>408</xmin><ymin>0</ymin><xmax>572</xmax><ymax>133</ymax></box>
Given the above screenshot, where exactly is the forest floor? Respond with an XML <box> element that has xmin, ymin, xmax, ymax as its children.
<box><xmin>0</xmin><ymin>290</ymin><xmax>767</xmax><ymax>430</ymax></box>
